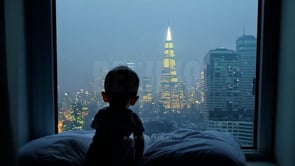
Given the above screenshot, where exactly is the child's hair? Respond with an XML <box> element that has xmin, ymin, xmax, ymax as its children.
<box><xmin>104</xmin><ymin>65</ymin><xmax>139</xmax><ymax>104</ymax></box>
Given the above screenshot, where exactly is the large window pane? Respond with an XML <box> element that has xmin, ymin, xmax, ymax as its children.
<box><xmin>56</xmin><ymin>0</ymin><xmax>258</xmax><ymax>147</ymax></box>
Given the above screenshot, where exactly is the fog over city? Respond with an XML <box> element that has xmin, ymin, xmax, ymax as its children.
<box><xmin>56</xmin><ymin>0</ymin><xmax>258</xmax><ymax>93</ymax></box>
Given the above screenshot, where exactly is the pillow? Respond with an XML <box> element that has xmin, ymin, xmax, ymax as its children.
<box><xmin>18</xmin><ymin>131</ymin><xmax>94</xmax><ymax>166</ymax></box>
<box><xmin>140</xmin><ymin>129</ymin><xmax>247</xmax><ymax>166</ymax></box>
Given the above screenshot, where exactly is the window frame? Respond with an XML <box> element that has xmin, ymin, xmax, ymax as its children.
<box><xmin>49</xmin><ymin>0</ymin><xmax>279</xmax><ymax>160</ymax></box>
<box><xmin>243</xmin><ymin>0</ymin><xmax>280</xmax><ymax>161</ymax></box>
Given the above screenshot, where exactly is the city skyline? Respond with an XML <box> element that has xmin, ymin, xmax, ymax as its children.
<box><xmin>57</xmin><ymin>28</ymin><xmax>257</xmax><ymax>146</ymax></box>
<box><xmin>56</xmin><ymin>0</ymin><xmax>258</xmax><ymax>146</ymax></box>
<box><xmin>56</xmin><ymin>0</ymin><xmax>258</xmax><ymax>92</ymax></box>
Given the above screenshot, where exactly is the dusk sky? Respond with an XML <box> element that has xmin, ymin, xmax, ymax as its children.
<box><xmin>56</xmin><ymin>0</ymin><xmax>258</xmax><ymax>93</ymax></box>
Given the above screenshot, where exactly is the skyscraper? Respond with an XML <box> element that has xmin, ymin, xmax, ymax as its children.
<box><xmin>203</xmin><ymin>47</ymin><xmax>254</xmax><ymax>146</ymax></box>
<box><xmin>236</xmin><ymin>34</ymin><xmax>257</xmax><ymax>119</ymax></box>
<box><xmin>203</xmin><ymin>48</ymin><xmax>241</xmax><ymax>120</ymax></box>
<box><xmin>159</xmin><ymin>26</ymin><xmax>181</xmax><ymax>110</ymax></box>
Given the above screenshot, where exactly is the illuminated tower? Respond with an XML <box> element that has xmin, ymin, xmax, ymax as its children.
<box><xmin>159</xmin><ymin>26</ymin><xmax>180</xmax><ymax>110</ymax></box>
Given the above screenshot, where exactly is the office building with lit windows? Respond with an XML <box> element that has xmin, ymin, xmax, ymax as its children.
<box><xmin>204</xmin><ymin>48</ymin><xmax>241</xmax><ymax>118</ymax></box>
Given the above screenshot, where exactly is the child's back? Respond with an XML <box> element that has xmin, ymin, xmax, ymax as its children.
<box><xmin>86</xmin><ymin>66</ymin><xmax>145</xmax><ymax>166</ymax></box>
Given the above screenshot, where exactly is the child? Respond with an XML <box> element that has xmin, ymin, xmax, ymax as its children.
<box><xmin>86</xmin><ymin>65</ymin><xmax>145</xmax><ymax>166</ymax></box>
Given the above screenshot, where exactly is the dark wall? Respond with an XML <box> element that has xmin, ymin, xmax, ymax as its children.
<box><xmin>275</xmin><ymin>0</ymin><xmax>295</xmax><ymax>165</ymax></box>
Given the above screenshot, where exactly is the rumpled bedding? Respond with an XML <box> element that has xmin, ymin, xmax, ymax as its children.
<box><xmin>140</xmin><ymin>129</ymin><xmax>247</xmax><ymax>166</ymax></box>
<box><xmin>18</xmin><ymin>129</ymin><xmax>246</xmax><ymax>166</ymax></box>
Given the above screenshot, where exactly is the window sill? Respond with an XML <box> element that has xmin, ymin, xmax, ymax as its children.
<box><xmin>247</xmin><ymin>161</ymin><xmax>276</xmax><ymax>166</ymax></box>
<box><xmin>243</xmin><ymin>150</ymin><xmax>276</xmax><ymax>166</ymax></box>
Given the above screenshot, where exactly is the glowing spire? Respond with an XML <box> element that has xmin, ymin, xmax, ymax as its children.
<box><xmin>166</xmin><ymin>26</ymin><xmax>172</xmax><ymax>41</ymax></box>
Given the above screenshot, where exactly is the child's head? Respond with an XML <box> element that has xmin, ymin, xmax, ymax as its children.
<box><xmin>102</xmin><ymin>65</ymin><xmax>140</xmax><ymax>107</ymax></box>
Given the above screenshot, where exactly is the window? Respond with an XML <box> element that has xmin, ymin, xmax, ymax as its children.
<box><xmin>56</xmin><ymin>0</ymin><xmax>259</xmax><ymax>148</ymax></box>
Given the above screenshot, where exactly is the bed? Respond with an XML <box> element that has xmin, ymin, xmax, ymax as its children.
<box><xmin>18</xmin><ymin>129</ymin><xmax>247</xmax><ymax>166</ymax></box>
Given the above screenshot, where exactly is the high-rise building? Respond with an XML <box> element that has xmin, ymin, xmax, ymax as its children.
<box><xmin>203</xmin><ymin>47</ymin><xmax>255</xmax><ymax>146</ymax></box>
<box><xmin>236</xmin><ymin>34</ymin><xmax>257</xmax><ymax>120</ymax></box>
<box><xmin>159</xmin><ymin>26</ymin><xmax>181</xmax><ymax>110</ymax></box>
<box><xmin>204</xmin><ymin>48</ymin><xmax>241</xmax><ymax>119</ymax></box>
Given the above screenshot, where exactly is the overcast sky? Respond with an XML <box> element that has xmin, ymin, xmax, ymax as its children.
<box><xmin>56</xmin><ymin>0</ymin><xmax>258</xmax><ymax>93</ymax></box>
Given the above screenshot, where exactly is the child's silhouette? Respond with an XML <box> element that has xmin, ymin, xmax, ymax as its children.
<box><xmin>86</xmin><ymin>65</ymin><xmax>145</xmax><ymax>166</ymax></box>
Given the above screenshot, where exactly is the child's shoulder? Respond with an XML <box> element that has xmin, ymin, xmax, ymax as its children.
<box><xmin>127</xmin><ymin>109</ymin><xmax>142</xmax><ymax>120</ymax></box>
<box><xmin>126</xmin><ymin>108</ymin><xmax>138</xmax><ymax>115</ymax></box>
<box><xmin>95</xmin><ymin>107</ymin><xmax>109</xmax><ymax>115</ymax></box>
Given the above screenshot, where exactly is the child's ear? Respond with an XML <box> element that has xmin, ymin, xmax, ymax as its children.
<box><xmin>101</xmin><ymin>91</ymin><xmax>109</xmax><ymax>102</ymax></box>
<box><xmin>129</xmin><ymin>96</ymin><xmax>139</xmax><ymax>106</ymax></box>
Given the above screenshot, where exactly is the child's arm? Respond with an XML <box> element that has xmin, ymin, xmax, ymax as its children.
<box><xmin>134</xmin><ymin>133</ymin><xmax>144</xmax><ymax>161</ymax></box>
